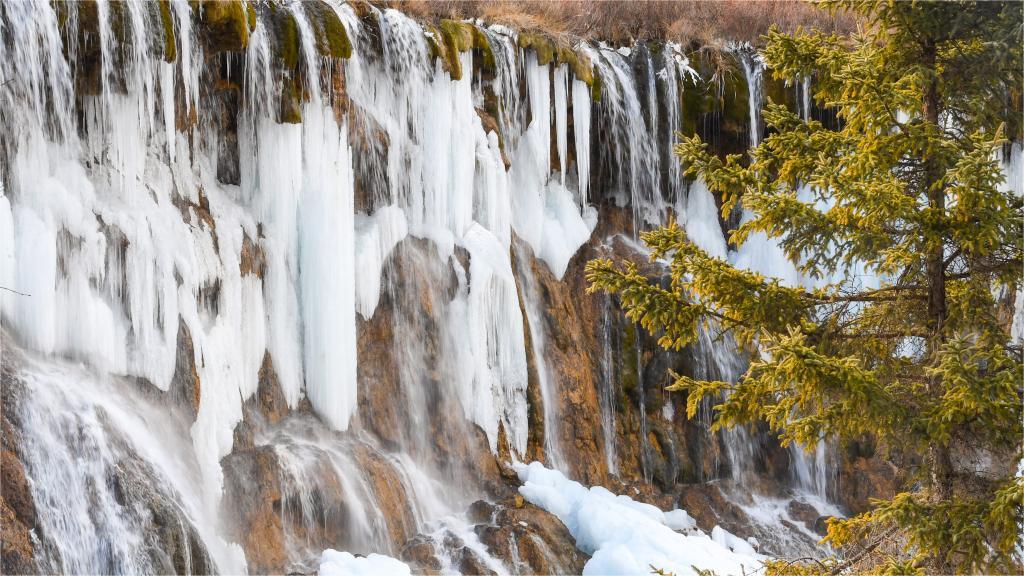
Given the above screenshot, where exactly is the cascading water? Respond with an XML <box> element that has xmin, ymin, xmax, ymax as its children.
<box><xmin>0</xmin><ymin>1</ymin><xmax>872</xmax><ymax>572</ymax></box>
<box><xmin>598</xmin><ymin>298</ymin><xmax>618</xmax><ymax>475</ymax></box>
<box><xmin>633</xmin><ymin>326</ymin><xmax>653</xmax><ymax>484</ymax></box>
<box><xmin>726</xmin><ymin>47</ymin><xmax>838</xmax><ymax>501</ymax></box>
<box><xmin>584</xmin><ymin>43</ymin><xmax>665</xmax><ymax>228</ymax></box>
<box><xmin>5</xmin><ymin>346</ymin><xmax>245</xmax><ymax>574</ymax></box>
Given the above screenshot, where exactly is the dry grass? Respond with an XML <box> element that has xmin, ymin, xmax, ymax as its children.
<box><xmin>379</xmin><ymin>0</ymin><xmax>858</xmax><ymax>46</ymax></box>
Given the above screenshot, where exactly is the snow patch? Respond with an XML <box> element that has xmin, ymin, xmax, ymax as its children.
<box><xmin>515</xmin><ymin>462</ymin><xmax>763</xmax><ymax>575</ymax></box>
<box><xmin>319</xmin><ymin>550</ymin><xmax>411</xmax><ymax>576</ymax></box>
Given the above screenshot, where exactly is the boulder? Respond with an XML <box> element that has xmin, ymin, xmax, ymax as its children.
<box><xmin>786</xmin><ymin>499</ymin><xmax>822</xmax><ymax>532</ymax></box>
<box><xmin>475</xmin><ymin>498</ymin><xmax>589</xmax><ymax>574</ymax></box>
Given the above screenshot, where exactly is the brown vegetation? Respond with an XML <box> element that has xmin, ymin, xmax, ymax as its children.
<box><xmin>379</xmin><ymin>0</ymin><xmax>858</xmax><ymax>46</ymax></box>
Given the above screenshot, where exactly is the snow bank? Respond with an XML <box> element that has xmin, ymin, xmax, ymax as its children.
<box><xmin>515</xmin><ymin>462</ymin><xmax>763</xmax><ymax>576</ymax></box>
<box><xmin>664</xmin><ymin>509</ymin><xmax>697</xmax><ymax>532</ymax></box>
<box><xmin>319</xmin><ymin>550</ymin><xmax>411</xmax><ymax>576</ymax></box>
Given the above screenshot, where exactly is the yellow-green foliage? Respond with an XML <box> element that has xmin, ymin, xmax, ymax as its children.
<box><xmin>158</xmin><ymin>0</ymin><xmax>176</xmax><ymax>63</ymax></box>
<box><xmin>588</xmin><ymin>2</ymin><xmax>1023</xmax><ymax>573</ymax></box>
<box><xmin>760</xmin><ymin>558</ymin><xmax>840</xmax><ymax>576</ymax></box>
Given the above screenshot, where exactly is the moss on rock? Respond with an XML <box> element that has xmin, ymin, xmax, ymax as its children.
<box><xmin>158</xmin><ymin>0</ymin><xmax>176</xmax><ymax>63</ymax></box>
<box><xmin>470</xmin><ymin>25</ymin><xmax>496</xmax><ymax>73</ymax></box>
<box><xmin>764</xmin><ymin>74</ymin><xmax>798</xmax><ymax>113</ymax></box>
<box><xmin>279</xmin><ymin>80</ymin><xmax>302</xmax><ymax>124</ymax></box>
<box><xmin>424</xmin><ymin>25</ymin><xmax>450</xmax><ymax>75</ymax></box>
<box><xmin>246</xmin><ymin>0</ymin><xmax>256</xmax><ymax>32</ymax></box>
<box><xmin>303</xmin><ymin>0</ymin><xmax>352</xmax><ymax>59</ymax></box>
<box><xmin>437</xmin><ymin>19</ymin><xmax>474</xmax><ymax>80</ymax></box>
<box><xmin>681</xmin><ymin>71</ymin><xmax>711</xmax><ymax>135</ymax></box>
<box><xmin>515</xmin><ymin>32</ymin><xmax>595</xmax><ymax>88</ymax></box>
<box><xmin>518</xmin><ymin>31</ymin><xmax>555</xmax><ymax>66</ymax></box>
<box><xmin>192</xmin><ymin>0</ymin><xmax>249</xmax><ymax>52</ymax></box>
<box><xmin>107</xmin><ymin>0</ymin><xmax>129</xmax><ymax>46</ymax></box>
<box><xmin>559</xmin><ymin>44</ymin><xmax>595</xmax><ymax>87</ymax></box>
<box><xmin>590</xmin><ymin>69</ymin><xmax>603</xmax><ymax>102</ymax></box>
<box><xmin>620</xmin><ymin>320</ymin><xmax>638</xmax><ymax>400</ymax></box>
<box><xmin>440</xmin><ymin>19</ymin><xmax>474</xmax><ymax>52</ymax></box>
<box><xmin>720</xmin><ymin>64</ymin><xmax>750</xmax><ymax>131</ymax></box>
<box><xmin>51</xmin><ymin>0</ymin><xmax>70</xmax><ymax>30</ymax></box>
<box><xmin>272</xmin><ymin>7</ymin><xmax>301</xmax><ymax>71</ymax></box>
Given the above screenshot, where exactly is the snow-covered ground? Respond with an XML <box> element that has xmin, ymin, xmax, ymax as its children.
<box><xmin>319</xmin><ymin>550</ymin><xmax>412</xmax><ymax>576</ymax></box>
<box><xmin>515</xmin><ymin>462</ymin><xmax>764</xmax><ymax>576</ymax></box>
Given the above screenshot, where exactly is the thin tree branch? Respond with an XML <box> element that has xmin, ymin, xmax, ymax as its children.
<box><xmin>0</xmin><ymin>285</ymin><xmax>30</xmax><ymax>297</ymax></box>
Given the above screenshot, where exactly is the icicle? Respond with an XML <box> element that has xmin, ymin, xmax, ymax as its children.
<box><xmin>299</xmin><ymin>106</ymin><xmax>358</xmax><ymax>431</ymax></box>
<box><xmin>458</xmin><ymin>223</ymin><xmax>529</xmax><ymax>455</ymax></box>
<box><xmin>170</xmin><ymin>0</ymin><xmax>200</xmax><ymax>115</ymax></box>
<box><xmin>508</xmin><ymin>53</ymin><xmax>551</xmax><ymax>256</ymax></box>
<box><xmin>683</xmin><ymin>179</ymin><xmax>728</xmax><ymax>260</ymax></box>
<box><xmin>554</xmin><ymin>64</ymin><xmax>569</xmax><ymax>187</ymax></box>
<box><xmin>538</xmin><ymin>180</ymin><xmax>597</xmax><ymax>280</ymax></box>
<box><xmin>571</xmin><ymin>79</ymin><xmax>591</xmax><ymax>207</ymax></box>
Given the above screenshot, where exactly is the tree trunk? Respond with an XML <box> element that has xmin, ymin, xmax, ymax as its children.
<box><xmin>921</xmin><ymin>38</ymin><xmax>955</xmax><ymax>574</ymax></box>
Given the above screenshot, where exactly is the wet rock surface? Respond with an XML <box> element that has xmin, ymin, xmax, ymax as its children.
<box><xmin>475</xmin><ymin>498</ymin><xmax>589</xmax><ymax>575</ymax></box>
<box><xmin>107</xmin><ymin>452</ymin><xmax>216</xmax><ymax>575</ymax></box>
<box><xmin>1</xmin><ymin>354</ymin><xmax>37</xmax><ymax>576</ymax></box>
<box><xmin>221</xmin><ymin>445</ymin><xmax>287</xmax><ymax>574</ymax></box>
<box><xmin>516</xmin><ymin>236</ymin><xmax>609</xmax><ymax>486</ymax></box>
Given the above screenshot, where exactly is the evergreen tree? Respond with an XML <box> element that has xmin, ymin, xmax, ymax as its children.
<box><xmin>587</xmin><ymin>1</ymin><xmax>1023</xmax><ymax>572</ymax></box>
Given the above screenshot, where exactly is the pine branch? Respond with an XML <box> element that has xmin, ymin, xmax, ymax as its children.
<box><xmin>808</xmin><ymin>284</ymin><xmax>927</xmax><ymax>303</ymax></box>
<box><xmin>829</xmin><ymin>525</ymin><xmax>903</xmax><ymax>575</ymax></box>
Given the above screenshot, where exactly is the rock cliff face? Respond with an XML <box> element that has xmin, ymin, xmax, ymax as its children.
<box><xmin>0</xmin><ymin>1</ymin><xmax>906</xmax><ymax>574</ymax></box>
